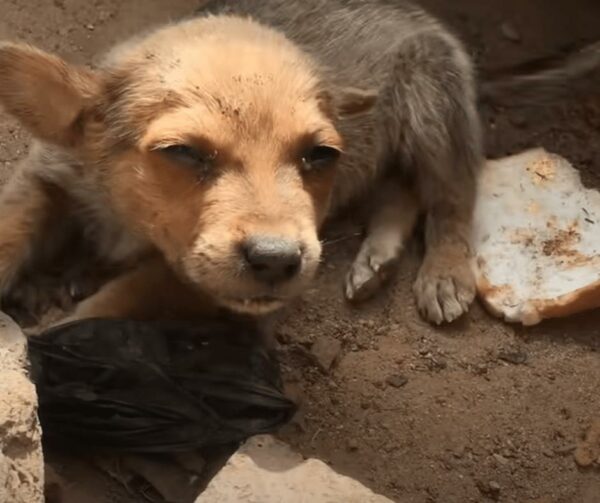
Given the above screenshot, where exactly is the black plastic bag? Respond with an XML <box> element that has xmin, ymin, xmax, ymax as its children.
<box><xmin>29</xmin><ymin>318</ymin><xmax>296</xmax><ymax>453</ymax></box>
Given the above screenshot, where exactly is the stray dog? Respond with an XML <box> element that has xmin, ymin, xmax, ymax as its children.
<box><xmin>0</xmin><ymin>0</ymin><xmax>597</xmax><ymax>324</ymax></box>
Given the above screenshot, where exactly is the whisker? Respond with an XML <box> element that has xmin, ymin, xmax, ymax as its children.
<box><xmin>321</xmin><ymin>232</ymin><xmax>362</xmax><ymax>247</ymax></box>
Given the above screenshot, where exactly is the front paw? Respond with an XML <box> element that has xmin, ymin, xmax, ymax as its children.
<box><xmin>413</xmin><ymin>254</ymin><xmax>475</xmax><ymax>325</ymax></box>
<box><xmin>345</xmin><ymin>239</ymin><xmax>401</xmax><ymax>303</ymax></box>
<box><xmin>1</xmin><ymin>269</ymin><xmax>108</xmax><ymax>327</ymax></box>
<box><xmin>1</xmin><ymin>278</ymin><xmax>69</xmax><ymax>327</ymax></box>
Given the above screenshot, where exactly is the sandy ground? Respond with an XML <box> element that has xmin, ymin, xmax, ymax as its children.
<box><xmin>1</xmin><ymin>1</ymin><xmax>599</xmax><ymax>502</ymax></box>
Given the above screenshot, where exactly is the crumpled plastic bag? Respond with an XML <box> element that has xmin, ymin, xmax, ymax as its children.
<box><xmin>29</xmin><ymin>318</ymin><xmax>296</xmax><ymax>453</ymax></box>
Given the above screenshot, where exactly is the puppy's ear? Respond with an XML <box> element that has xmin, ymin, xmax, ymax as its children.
<box><xmin>0</xmin><ymin>42</ymin><xmax>101</xmax><ymax>147</ymax></box>
<box><xmin>319</xmin><ymin>86</ymin><xmax>377</xmax><ymax>118</ymax></box>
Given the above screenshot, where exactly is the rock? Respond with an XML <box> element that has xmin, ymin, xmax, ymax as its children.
<box><xmin>500</xmin><ymin>21</ymin><xmax>521</xmax><ymax>42</ymax></box>
<box><xmin>477</xmin><ymin>480</ymin><xmax>501</xmax><ymax>500</ymax></box>
<box><xmin>474</xmin><ymin>363</ymin><xmax>489</xmax><ymax>375</ymax></box>
<box><xmin>574</xmin><ymin>418</ymin><xmax>600</xmax><ymax>467</ymax></box>
<box><xmin>347</xmin><ymin>439</ymin><xmax>359</xmax><ymax>452</ymax></box>
<box><xmin>276</xmin><ymin>325</ymin><xmax>295</xmax><ymax>345</ymax></box>
<box><xmin>197</xmin><ymin>436</ymin><xmax>394</xmax><ymax>503</ymax></box>
<box><xmin>0</xmin><ymin>312</ymin><xmax>44</xmax><ymax>503</ymax></box>
<box><xmin>472</xmin><ymin>149</ymin><xmax>600</xmax><ymax>325</ymax></box>
<box><xmin>498</xmin><ymin>350</ymin><xmax>528</xmax><ymax>365</ymax></box>
<box><xmin>542</xmin><ymin>448</ymin><xmax>554</xmax><ymax>458</ymax></box>
<box><xmin>489</xmin><ymin>481</ymin><xmax>501</xmax><ymax>492</ymax></box>
<box><xmin>493</xmin><ymin>453</ymin><xmax>510</xmax><ymax>466</ymax></box>
<box><xmin>385</xmin><ymin>374</ymin><xmax>409</xmax><ymax>388</ymax></box>
<box><xmin>310</xmin><ymin>336</ymin><xmax>342</xmax><ymax>372</ymax></box>
<box><xmin>372</xmin><ymin>380</ymin><xmax>386</xmax><ymax>390</ymax></box>
<box><xmin>425</xmin><ymin>357</ymin><xmax>447</xmax><ymax>372</ymax></box>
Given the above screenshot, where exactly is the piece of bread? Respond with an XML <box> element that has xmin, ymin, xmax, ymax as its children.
<box><xmin>472</xmin><ymin>148</ymin><xmax>600</xmax><ymax>325</ymax></box>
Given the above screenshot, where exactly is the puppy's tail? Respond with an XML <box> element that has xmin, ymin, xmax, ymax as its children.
<box><xmin>479</xmin><ymin>40</ymin><xmax>600</xmax><ymax>107</ymax></box>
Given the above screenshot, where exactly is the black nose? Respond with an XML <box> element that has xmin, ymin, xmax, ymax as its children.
<box><xmin>242</xmin><ymin>236</ymin><xmax>302</xmax><ymax>284</ymax></box>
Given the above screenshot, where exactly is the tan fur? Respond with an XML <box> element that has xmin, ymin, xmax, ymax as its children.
<box><xmin>0</xmin><ymin>16</ymin><xmax>358</xmax><ymax>320</ymax></box>
<box><xmin>0</xmin><ymin>0</ymin><xmax>515</xmax><ymax>325</ymax></box>
<box><xmin>0</xmin><ymin>42</ymin><xmax>100</xmax><ymax>147</ymax></box>
<box><xmin>3</xmin><ymin>1</ymin><xmax>595</xmax><ymax>325</ymax></box>
<box><xmin>64</xmin><ymin>255</ymin><xmax>219</xmax><ymax>322</ymax></box>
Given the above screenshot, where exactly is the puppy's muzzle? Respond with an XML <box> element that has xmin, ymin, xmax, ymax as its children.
<box><xmin>241</xmin><ymin>235</ymin><xmax>302</xmax><ymax>284</ymax></box>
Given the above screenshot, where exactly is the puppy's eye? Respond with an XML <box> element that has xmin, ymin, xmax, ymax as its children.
<box><xmin>301</xmin><ymin>145</ymin><xmax>341</xmax><ymax>171</ymax></box>
<box><xmin>160</xmin><ymin>145</ymin><xmax>216</xmax><ymax>169</ymax></box>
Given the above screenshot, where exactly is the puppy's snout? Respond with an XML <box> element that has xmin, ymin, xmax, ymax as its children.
<box><xmin>242</xmin><ymin>235</ymin><xmax>302</xmax><ymax>284</ymax></box>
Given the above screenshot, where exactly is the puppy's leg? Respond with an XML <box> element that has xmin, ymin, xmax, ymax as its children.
<box><xmin>384</xmin><ymin>33</ymin><xmax>482</xmax><ymax>324</ymax></box>
<box><xmin>64</xmin><ymin>256</ymin><xmax>217</xmax><ymax>322</ymax></box>
<box><xmin>0</xmin><ymin>171</ymin><xmax>61</xmax><ymax>307</ymax></box>
<box><xmin>345</xmin><ymin>182</ymin><xmax>419</xmax><ymax>302</ymax></box>
<box><xmin>415</xmin><ymin>196</ymin><xmax>475</xmax><ymax>324</ymax></box>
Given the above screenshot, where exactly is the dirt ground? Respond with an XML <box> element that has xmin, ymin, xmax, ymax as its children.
<box><xmin>1</xmin><ymin>1</ymin><xmax>599</xmax><ymax>502</ymax></box>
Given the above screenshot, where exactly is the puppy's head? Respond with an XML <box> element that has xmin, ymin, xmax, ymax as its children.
<box><xmin>0</xmin><ymin>16</ymin><xmax>375</xmax><ymax>314</ymax></box>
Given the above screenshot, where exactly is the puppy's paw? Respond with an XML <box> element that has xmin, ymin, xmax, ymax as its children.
<box><xmin>2</xmin><ymin>269</ymin><xmax>107</xmax><ymax>327</ymax></box>
<box><xmin>2</xmin><ymin>280</ymin><xmax>69</xmax><ymax>327</ymax></box>
<box><xmin>345</xmin><ymin>239</ymin><xmax>400</xmax><ymax>303</ymax></box>
<box><xmin>413</xmin><ymin>255</ymin><xmax>475</xmax><ymax>324</ymax></box>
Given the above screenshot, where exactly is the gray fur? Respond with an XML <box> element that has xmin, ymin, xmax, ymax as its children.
<box><xmin>197</xmin><ymin>0</ymin><xmax>483</xmax><ymax>322</ymax></box>
<box><xmin>198</xmin><ymin>0</ymin><xmax>483</xmax><ymax>212</ymax></box>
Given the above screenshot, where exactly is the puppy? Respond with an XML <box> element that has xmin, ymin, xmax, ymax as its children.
<box><xmin>0</xmin><ymin>0</ymin><xmax>563</xmax><ymax>324</ymax></box>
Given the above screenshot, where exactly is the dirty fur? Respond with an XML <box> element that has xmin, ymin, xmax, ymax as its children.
<box><xmin>0</xmin><ymin>0</ymin><xmax>587</xmax><ymax>325</ymax></box>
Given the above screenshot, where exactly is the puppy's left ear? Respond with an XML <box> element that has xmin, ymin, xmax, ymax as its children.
<box><xmin>319</xmin><ymin>86</ymin><xmax>378</xmax><ymax>118</ymax></box>
<box><xmin>0</xmin><ymin>42</ymin><xmax>102</xmax><ymax>147</ymax></box>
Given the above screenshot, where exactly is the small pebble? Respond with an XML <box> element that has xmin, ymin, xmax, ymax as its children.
<box><xmin>493</xmin><ymin>453</ymin><xmax>510</xmax><ymax>466</ymax></box>
<box><xmin>373</xmin><ymin>380</ymin><xmax>386</xmax><ymax>390</ymax></box>
<box><xmin>276</xmin><ymin>326</ymin><xmax>294</xmax><ymax>345</ymax></box>
<box><xmin>477</xmin><ymin>480</ymin><xmax>501</xmax><ymax>500</ymax></box>
<box><xmin>310</xmin><ymin>337</ymin><xmax>342</xmax><ymax>372</ymax></box>
<box><xmin>347</xmin><ymin>439</ymin><xmax>359</xmax><ymax>451</ymax></box>
<box><xmin>489</xmin><ymin>481</ymin><xmax>501</xmax><ymax>491</ymax></box>
<box><xmin>498</xmin><ymin>350</ymin><xmax>528</xmax><ymax>365</ymax></box>
<box><xmin>474</xmin><ymin>363</ymin><xmax>488</xmax><ymax>375</ymax></box>
<box><xmin>386</xmin><ymin>374</ymin><xmax>409</xmax><ymax>388</ymax></box>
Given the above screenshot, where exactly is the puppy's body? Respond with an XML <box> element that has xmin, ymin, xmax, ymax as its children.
<box><xmin>0</xmin><ymin>1</ymin><xmax>480</xmax><ymax>323</ymax></box>
<box><xmin>201</xmin><ymin>0</ymin><xmax>480</xmax><ymax>210</ymax></box>
<box><xmin>198</xmin><ymin>0</ymin><xmax>483</xmax><ymax>322</ymax></box>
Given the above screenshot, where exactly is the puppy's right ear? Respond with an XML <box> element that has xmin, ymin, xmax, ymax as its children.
<box><xmin>318</xmin><ymin>86</ymin><xmax>378</xmax><ymax>120</ymax></box>
<box><xmin>0</xmin><ymin>42</ymin><xmax>101</xmax><ymax>147</ymax></box>
<box><xmin>332</xmin><ymin>86</ymin><xmax>378</xmax><ymax>117</ymax></box>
